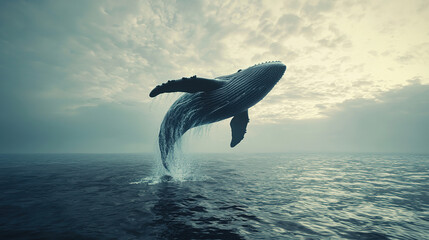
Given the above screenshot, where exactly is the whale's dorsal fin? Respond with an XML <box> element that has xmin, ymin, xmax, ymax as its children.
<box><xmin>230</xmin><ymin>110</ymin><xmax>249</xmax><ymax>147</ymax></box>
<box><xmin>150</xmin><ymin>75</ymin><xmax>226</xmax><ymax>97</ymax></box>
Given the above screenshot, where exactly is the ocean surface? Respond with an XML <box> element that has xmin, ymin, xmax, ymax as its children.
<box><xmin>0</xmin><ymin>153</ymin><xmax>428</xmax><ymax>240</ymax></box>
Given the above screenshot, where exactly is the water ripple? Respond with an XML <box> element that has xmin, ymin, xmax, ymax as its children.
<box><xmin>0</xmin><ymin>153</ymin><xmax>428</xmax><ymax>239</ymax></box>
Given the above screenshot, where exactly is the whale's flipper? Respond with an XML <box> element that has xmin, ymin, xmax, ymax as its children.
<box><xmin>150</xmin><ymin>76</ymin><xmax>227</xmax><ymax>97</ymax></box>
<box><xmin>230</xmin><ymin>110</ymin><xmax>249</xmax><ymax>147</ymax></box>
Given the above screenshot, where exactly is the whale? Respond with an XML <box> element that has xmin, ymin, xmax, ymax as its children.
<box><xmin>150</xmin><ymin>61</ymin><xmax>287</xmax><ymax>171</ymax></box>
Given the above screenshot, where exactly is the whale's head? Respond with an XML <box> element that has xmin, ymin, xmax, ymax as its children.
<box><xmin>208</xmin><ymin>61</ymin><xmax>287</xmax><ymax>114</ymax></box>
<box><xmin>235</xmin><ymin>61</ymin><xmax>286</xmax><ymax>89</ymax></box>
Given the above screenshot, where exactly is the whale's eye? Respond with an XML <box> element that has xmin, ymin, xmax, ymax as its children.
<box><xmin>237</xmin><ymin>69</ymin><xmax>242</xmax><ymax>72</ymax></box>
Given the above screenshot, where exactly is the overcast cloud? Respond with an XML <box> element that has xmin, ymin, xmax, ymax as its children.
<box><xmin>1</xmin><ymin>0</ymin><xmax>428</xmax><ymax>153</ymax></box>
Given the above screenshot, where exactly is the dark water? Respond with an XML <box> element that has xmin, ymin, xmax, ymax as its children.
<box><xmin>0</xmin><ymin>153</ymin><xmax>428</xmax><ymax>239</ymax></box>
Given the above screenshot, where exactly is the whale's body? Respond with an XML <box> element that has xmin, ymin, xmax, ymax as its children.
<box><xmin>150</xmin><ymin>61</ymin><xmax>286</xmax><ymax>171</ymax></box>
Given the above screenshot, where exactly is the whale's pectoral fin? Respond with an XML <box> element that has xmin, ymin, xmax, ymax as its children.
<box><xmin>149</xmin><ymin>76</ymin><xmax>227</xmax><ymax>97</ymax></box>
<box><xmin>230</xmin><ymin>110</ymin><xmax>249</xmax><ymax>147</ymax></box>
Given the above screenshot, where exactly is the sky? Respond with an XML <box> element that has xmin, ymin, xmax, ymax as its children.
<box><xmin>0</xmin><ymin>0</ymin><xmax>428</xmax><ymax>154</ymax></box>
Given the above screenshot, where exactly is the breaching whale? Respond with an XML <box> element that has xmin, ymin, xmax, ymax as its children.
<box><xmin>150</xmin><ymin>61</ymin><xmax>286</xmax><ymax>171</ymax></box>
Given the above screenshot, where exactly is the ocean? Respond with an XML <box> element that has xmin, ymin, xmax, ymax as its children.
<box><xmin>0</xmin><ymin>153</ymin><xmax>428</xmax><ymax>239</ymax></box>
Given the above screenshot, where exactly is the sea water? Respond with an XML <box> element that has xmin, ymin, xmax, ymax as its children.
<box><xmin>0</xmin><ymin>153</ymin><xmax>428</xmax><ymax>239</ymax></box>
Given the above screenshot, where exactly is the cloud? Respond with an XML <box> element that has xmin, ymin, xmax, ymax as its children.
<box><xmin>277</xmin><ymin>14</ymin><xmax>302</xmax><ymax>34</ymax></box>
<box><xmin>253</xmin><ymin>82</ymin><xmax>429</xmax><ymax>153</ymax></box>
<box><xmin>3</xmin><ymin>0</ymin><xmax>426</xmax><ymax>118</ymax></box>
<box><xmin>301</xmin><ymin>0</ymin><xmax>335</xmax><ymax>18</ymax></box>
<box><xmin>185</xmin><ymin>82</ymin><xmax>429</xmax><ymax>154</ymax></box>
<box><xmin>0</xmin><ymin>101</ymin><xmax>163</xmax><ymax>153</ymax></box>
<box><xmin>1</xmin><ymin>0</ymin><xmax>428</xmax><ymax>153</ymax></box>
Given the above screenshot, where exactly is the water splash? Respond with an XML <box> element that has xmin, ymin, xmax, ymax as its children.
<box><xmin>130</xmin><ymin>153</ymin><xmax>211</xmax><ymax>185</ymax></box>
<box><xmin>131</xmin><ymin>127</ymin><xmax>212</xmax><ymax>184</ymax></box>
